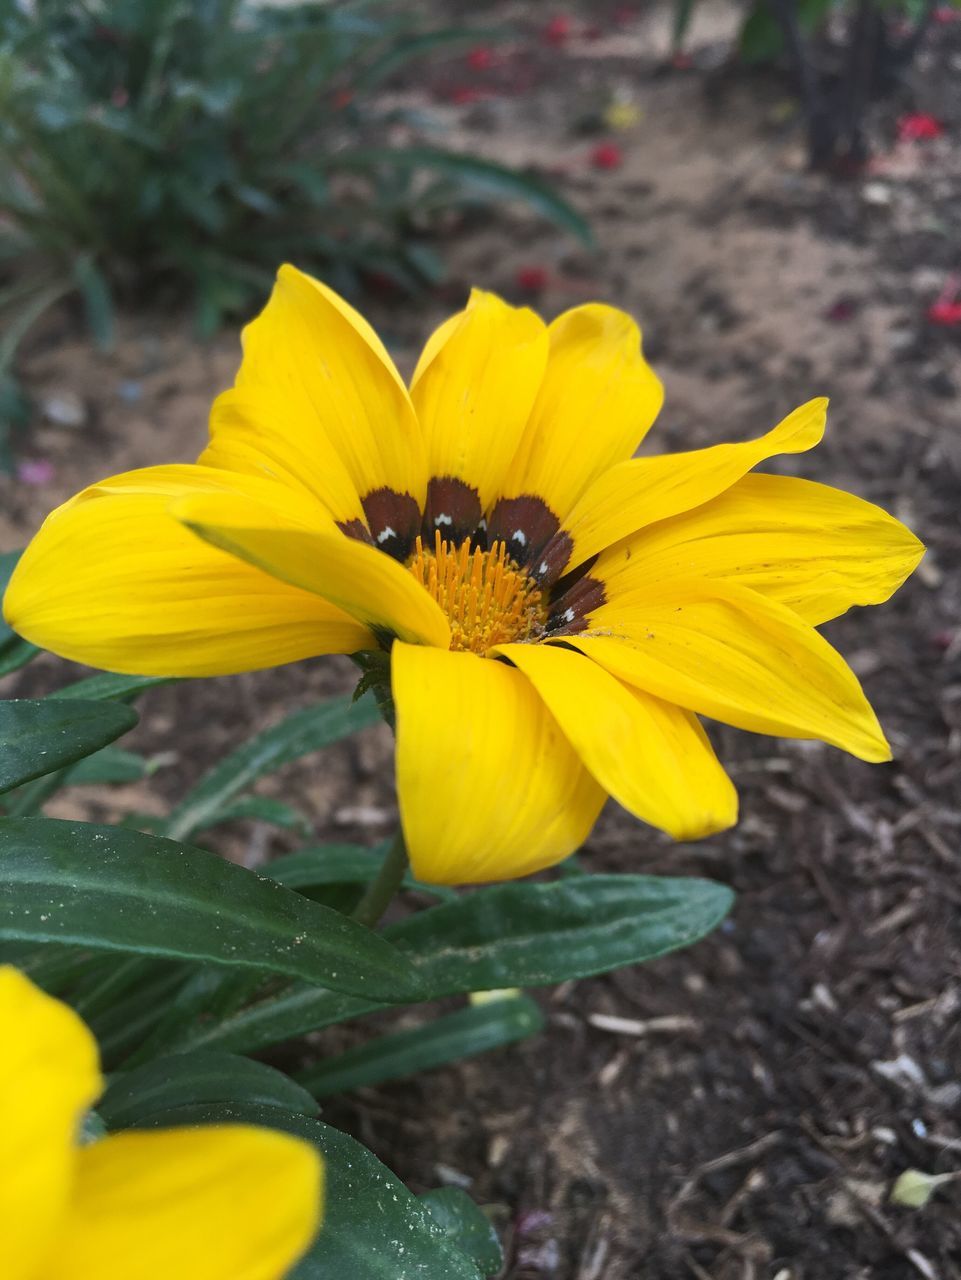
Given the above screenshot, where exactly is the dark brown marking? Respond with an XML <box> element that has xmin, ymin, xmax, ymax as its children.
<box><xmin>530</xmin><ymin>529</ymin><xmax>574</xmax><ymax>589</ymax></box>
<box><xmin>486</xmin><ymin>495</ymin><xmax>560</xmax><ymax>570</ymax></box>
<box><xmin>361</xmin><ymin>488</ymin><xmax>422</xmax><ymax>561</ymax></box>
<box><xmin>337</xmin><ymin>517</ymin><xmax>373</xmax><ymax>545</ymax></box>
<box><xmin>422</xmin><ymin>476</ymin><xmax>483</xmax><ymax>547</ymax></box>
<box><xmin>545</xmin><ymin>574</ymin><xmax>606</xmax><ymax>636</ymax></box>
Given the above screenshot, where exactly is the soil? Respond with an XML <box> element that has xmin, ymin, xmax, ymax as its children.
<box><xmin>3</xmin><ymin>3</ymin><xmax>960</xmax><ymax>1277</ymax></box>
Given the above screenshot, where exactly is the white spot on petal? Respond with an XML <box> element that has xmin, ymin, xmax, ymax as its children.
<box><xmin>376</xmin><ymin>525</ymin><xmax>396</xmax><ymax>545</ymax></box>
<box><xmin>562</xmin><ymin>607</ymin><xmax>575</xmax><ymax>624</ymax></box>
<box><xmin>538</xmin><ymin>560</ymin><xmax>549</xmax><ymax>577</ymax></box>
<box><xmin>434</xmin><ymin>513</ymin><xmax>453</xmax><ymax>527</ymax></box>
<box><xmin>512</xmin><ymin>529</ymin><xmax>527</xmax><ymax>547</ymax></box>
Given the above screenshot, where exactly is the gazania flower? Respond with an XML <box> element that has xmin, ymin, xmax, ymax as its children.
<box><xmin>0</xmin><ymin>965</ymin><xmax>322</xmax><ymax>1279</ymax></box>
<box><xmin>4</xmin><ymin>267</ymin><xmax>922</xmax><ymax>883</ymax></box>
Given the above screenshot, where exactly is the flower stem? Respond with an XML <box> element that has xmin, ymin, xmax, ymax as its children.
<box><xmin>351</xmin><ymin>830</ymin><xmax>408</xmax><ymax>929</ymax></box>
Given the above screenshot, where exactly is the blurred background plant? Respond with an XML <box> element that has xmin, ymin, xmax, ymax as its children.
<box><xmin>0</xmin><ymin>0</ymin><xmax>590</xmax><ymax>467</ymax></box>
<box><xmin>673</xmin><ymin>0</ymin><xmax>960</xmax><ymax>170</ymax></box>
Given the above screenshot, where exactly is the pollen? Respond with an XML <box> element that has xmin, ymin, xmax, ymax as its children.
<box><xmin>408</xmin><ymin>531</ymin><xmax>547</xmax><ymax>655</ymax></box>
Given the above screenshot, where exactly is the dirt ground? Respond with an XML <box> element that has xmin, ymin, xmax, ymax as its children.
<box><xmin>3</xmin><ymin>3</ymin><xmax>961</xmax><ymax>1277</ymax></box>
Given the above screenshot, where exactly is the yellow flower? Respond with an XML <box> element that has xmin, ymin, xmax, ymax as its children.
<box><xmin>4</xmin><ymin>266</ymin><xmax>923</xmax><ymax>884</ymax></box>
<box><xmin>0</xmin><ymin>965</ymin><xmax>323</xmax><ymax>1279</ymax></box>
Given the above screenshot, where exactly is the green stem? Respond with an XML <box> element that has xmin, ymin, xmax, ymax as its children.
<box><xmin>350</xmin><ymin>830</ymin><xmax>409</xmax><ymax>929</ymax></box>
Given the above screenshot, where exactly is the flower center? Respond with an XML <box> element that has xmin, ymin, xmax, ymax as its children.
<box><xmin>408</xmin><ymin>531</ymin><xmax>547</xmax><ymax>655</ymax></box>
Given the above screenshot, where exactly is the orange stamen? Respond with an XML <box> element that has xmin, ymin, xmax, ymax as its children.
<box><xmin>408</xmin><ymin>532</ymin><xmax>546</xmax><ymax>655</ymax></box>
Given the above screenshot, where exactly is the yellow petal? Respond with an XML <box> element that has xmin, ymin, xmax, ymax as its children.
<box><xmin>575</xmin><ymin>577</ymin><xmax>890</xmax><ymax>761</ymax></box>
<box><xmin>496</xmin><ymin>643</ymin><xmax>737</xmax><ymax>840</ymax></box>
<box><xmin>0</xmin><ymin>967</ymin><xmax>101</xmax><ymax>1280</ymax></box>
<box><xmin>550</xmin><ymin>397</ymin><xmax>827</xmax><ymax>576</ymax></box>
<box><xmin>607</xmin><ymin>473</ymin><xmax>925</xmax><ymax>625</ymax></box>
<box><xmin>3</xmin><ymin>466</ymin><xmax>372</xmax><ymax>676</ymax></box>
<box><xmin>411</xmin><ymin>290</ymin><xmax>548</xmax><ymax>530</ymax></box>
<box><xmin>392</xmin><ymin>643</ymin><xmax>606</xmax><ymax>883</ymax></box>
<box><xmin>37</xmin><ymin>1126</ymin><xmax>322</xmax><ymax>1280</ymax></box>
<box><xmin>201</xmin><ymin>264</ymin><xmax>426</xmax><ymax>531</ymax></box>
<box><xmin>173</xmin><ymin>489</ymin><xmax>450</xmax><ymax>648</ymax></box>
<box><xmin>498</xmin><ymin>303</ymin><xmax>663</xmax><ymax>521</ymax></box>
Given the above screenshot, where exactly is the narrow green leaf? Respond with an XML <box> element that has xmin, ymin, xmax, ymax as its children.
<box><xmin>73</xmin><ymin>254</ymin><xmax>114</xmax><ymax>350</ymax></box>
<box><xmin>332</xmin><ymin>147</ymin><xmax>594</xmax><ymax>246</ymax></box>
<box><xmin>267</xmin><ymin>843</ymin><xmax>458</xmax><ymax>902</ymax></box>
<box><xmin>420</xmin><ymin>1188</ymin><xmax>503</xmax><ymax>1278</ymax></box>
<box><xmin>0</xmin><ymin>699</ymin><xmax>138</xmax><ymax>793</ymax></box>
<box><xmin>143</xmin><ymin>1104</ymin><xmax>482</xmax><ymax>1280</ymax></box>
<box><xmin>65</xmin><ymin>745</ymin><xmax>151</xmax><ymax>786</ymax></box>
<box><xmin>0</xmin><ymin>550</ymin><xmax>40</xmax><ymax>673</ymax></box>
<box><xmin>171</xmin><ymin>874</ymin><xmax>733</xmax><ymax>1056</ymax></box>
<box><xmin>48</xmin><ymin>673</ymin><xmax>173</xmax><ymax>703</ymax></box>
<box><xmin>389</xmin><ymin>874</ymin><xmax>735</xmax><ymax>992</ymax></box>
<box><xmin>198</xmin><ymin>794</ymin><xmax>311</xmax><ymax>836</ymax></box>
<box><xmin>299</xmin><ymin>995</ymin><xmax>543</xmax><ymax>1099</ymax></box>
<box><xmin>0</xmin><ymin>818</ymin><xmax>425</xmax><ymax>1002</ymax></box>
<box><xmin>164</xmin><ymin>693</ymin><xmax>380</xmax><ymax>842</ymax></box>
<box><xmin>100</xmin><ymin>1051</ymin><xmax>318</xmax><ymax>1129</ymax></box>
<box><xmin>0</xmin><ymin>637</ymin><xmax>39</xmax><ymax>677</ymax></box>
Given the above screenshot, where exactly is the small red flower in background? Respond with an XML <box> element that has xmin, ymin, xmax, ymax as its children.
<box><xmin>466</xmin><ymin>46</ymin><xmax>495</xmax><ymax>70</ymax></box>
<box><xmin>897</xmin><ymin>113</ymin><xmax>944</xmax><ymax>142</ymax></box>
<box><xmin>543</xmin><ymin>15</ymin><xmax>573</xmax><ymax>46</ymax></box>
<box><xmin>927</xmin><ymin>276</ymin><xmax>961</xmax><ymax>326</ymax></box>
<box><xmin>332</xmin><ymin>88</ymin><xmax>353</xmax><ymax>110</ymax></box>
<box><xmin>516</xmin><ymin>265</ymin><xmax>550</xmax><ymax>292</ymax></box>
<box><xmin>671</xmin><ymin>51</ymin><xmax>694</xmax><ymax>70</ymax></box>
<box><xmin>590</xmin><ymin>141</ymin><xmax>623</xmax><ymax>170</ymax></box>
<box><xmin>933</xmin><ymin>5</ymin><xmax>958</xmax><ymax>22</ymax></box>
<box><xmin>110</xmin><ymin>86</ymin><xmax>128</xmax><ymax>109</ymax></box>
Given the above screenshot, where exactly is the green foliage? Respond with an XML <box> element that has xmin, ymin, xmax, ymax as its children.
<box><xmin>99</xmin><ymin>1050</ymin><xmax>319</xmax><ymax>1128</ymax></box>
<box><xmin>298</xmin><ymin>994</ymin><xmax>544</xmax><ymax>1098</ymax></box>
<box><xmin>162</xmin><ymin>693</ymin><xmax>380</xmax><ymax>842</ymax></box>
<box><xmin>0</xmin><ymin>550</ymin><xmax>38</xmax><ymax>674</ymax></box>
<box><xmin>0</xmin><ymin>817</ymin><xmax>424</xmax><ymax>999</ymax></box>
<box><xmin>159</xmin><ymin>873</ymin><xmax>734</xmax><ymax>1056</ymax></box>
<box><xmin>420</xmin><ymin>1188</ymin><xmax>503</xmax><ymax>1278</ymax></box>
<box><xmin>0</xmin><ymin>698</ymin><xmax>138</xmax><ymax>792</ymax></box>
<box><xmin>0</xmin><ymin>658</ymin><xmax>734</xmax><ymax>1271</ymax></box>
<box><xmin>0</xmin><ymin>0</ymin><xmax>589</xmax><ymax>443</ymax></box>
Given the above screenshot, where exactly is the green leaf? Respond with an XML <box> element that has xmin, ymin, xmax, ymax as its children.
<box><xmin>99</xmin><ymin>1051</ymin><xmax>319</xmax><ymax>1129</ymax></box>
<box><xmin>0</xmin><ymin>818</ymin><xmax>425</xmax><ymax>1002</ymax></box>
<box><xmin>298</xmin><ymin>995</ymin><xmax>544</xmax><ymax>1099</ymax></box>
<box><xmin>0</xmin><ymin>637</ymin><xmax>39</xmax><ymax>677</ymax></box>
<box><xmin>267</xmin><ymin>843</ymin><xmax>458</xmax><ymax>902</ymax></box>
<box><xmin>0</xmin><ymin>699</ymin><xmax>138</xmax><ymax>793</ymax></box>
<box><xmin>143</xmin><ymin>1104</ymin><xmax>483</xmax><ymax>1280</ymax></box>
<box><xmin>198</xmin><ymin>794</ymin><xmax>311</xmax><ymax>836</ymax></box>
<box><xmin>0</xmin><ymin>550</ymin><xmax>39</xmax><ymax>674</ymax></box>
<box><xmin>333</xmin><ymin>147</ymin><xmax>594</xmax><ymax>247</ymax></box>
<box><xmin>391</xmin><ymin>874</ymin><xmax>734</xmax><ymax>992</ymax></box>
<box><xmin>73</xmin><ymin>254</ymin><xmax>114</xmax><ymax>350</ymax></box>
<box><xmin>65</xmin><ymin>745</ymin><xmax>151</xmax><ymax>786</ymax></box>
<box><xmin>172</xmin><ymin>874</ymin><xmax>733</xmax><ymax>1056</ymax></box>
<box><xmin>672</xmin><ymin>0</ymin><xmax>697</xmax><ymax>48</ymax></box>
<box><xmin>164</xmin><ymin>693</ymin><xmax>380</xmax><ymax>842</ymax></box>
<box><xmin>48</xmin><ymin>673</ymin><xmax>173</xmax><ymax>703</ymax></box>
<box><xmin>420</xmin><ymin>1188</ymin><xmax>503</xmax><ymax>1278</ymax></box>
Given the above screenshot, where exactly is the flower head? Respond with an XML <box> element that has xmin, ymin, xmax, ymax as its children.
<box><xmin>4</xmin><ymin>267</ymin><xmax>923</xmax><ymax>884</ymax></box>
<box><xmin>897</xmin><ymin>113</ymin><xmax>944</xmax><ymax>142</ymax></box>
<box><xmin>0</xmin><ymin>965</ymin><xmax>322</xmax><ymax>1279</ymax></box>
<box><xmin>590</xmin><ymin>141</ymin><xmax>624</xmax><ymax>170</ymax></box>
